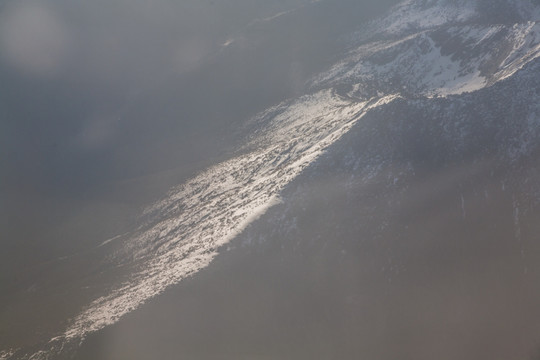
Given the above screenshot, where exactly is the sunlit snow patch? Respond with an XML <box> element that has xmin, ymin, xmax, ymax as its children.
<box><xmin>19</xmin><ymin>90</ymin><xmax>397</xmax><ymax>359</ymax></box>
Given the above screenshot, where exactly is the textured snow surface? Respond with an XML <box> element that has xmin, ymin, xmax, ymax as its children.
<box><xmin>313</xmin><ymin>20</ymin><xmax>540</xmax><ymax>96</ymax></box>
<box><xmin>16</xmin><ymin>91</ymin><xmax>397</xmax><ymax>359</ymax></box>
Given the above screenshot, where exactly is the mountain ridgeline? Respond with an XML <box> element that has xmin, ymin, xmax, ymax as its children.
<box><xmin>3</xmin><ymin>0</ymin><xmax>540</xmax><ymax>359</ymax></box>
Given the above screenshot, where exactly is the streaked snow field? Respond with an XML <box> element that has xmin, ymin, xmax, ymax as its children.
<box><xmin>11</xmin><ymin>91</ymin><xmax>396</xmax><ymax>359</ymax></box>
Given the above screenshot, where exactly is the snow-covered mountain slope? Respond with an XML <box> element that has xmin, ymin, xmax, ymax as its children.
<box><xmin>62</xmin><ymin>91</ymin><xmax>393</xmax><ymax>338</ymax></box>
<box><xmin>76</xmin><ymin>55</ymin><xmax>540</xmax><ymax>360</ymax></box>
<box><xmin>365</xmin><ymin>0</ymin><xmax>540</xmax><ymax>36</ymax></box>
<box><xmin>221</xmin><ymin>50</ymin><xmax>540</xmax><ymax>360</ymax></box>
<box><xmin>224</xmin><ymin>76</ymin><xmax>540</xmax><ymax>360</ymax></box>
<box><xmin>5</xmin><ymin>90</ymin><xmax>399</xmax><ymax>359</ymax></box>
<box><xmin>4</xmin><ymin>0</ymin><xmax>540</xmax><ymax>359</ymax></box>
<box><xmin>313</xmin><ymin>0</ymin><xmax>540</xmax><ymax>96</ymax></box>
<box><xmin>74</xmin><ymin>56</ymin><xmax>540</xmax><ymax>359</ymax></box>
<box><xmin>313</xmin><ymin>22</ymin><xmax>540</xmax><ymax>96</ymax></box>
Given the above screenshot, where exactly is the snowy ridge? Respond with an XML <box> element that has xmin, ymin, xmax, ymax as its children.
<box><xmin>363</xmin><ymin>0</ymin><xmax>476</xmax><ymax>38</ymax></box>
<box><xmin>15</xmin><ymin>91</ymin><xmax>398</xmax><ymax>359</ymax></box>
<box><xmin>313</xmin><ymin>19</ymin><xmax>540</xmax><ymax>97</ymax></box>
